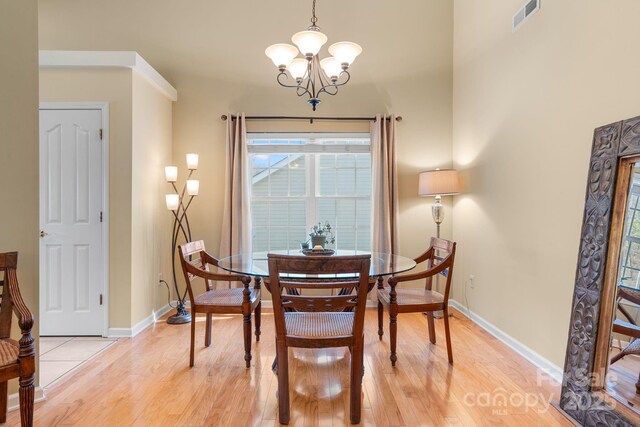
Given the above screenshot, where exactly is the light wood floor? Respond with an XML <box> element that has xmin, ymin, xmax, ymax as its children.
<box><xmin>608</xmin><ymin>348</ymin><xmax>640</xmax><ymax>414</ymax></box>
<box><xmin>8</xmin><ymin>308</ymin><xmax>570</xmax><ymax>426</ymax></box>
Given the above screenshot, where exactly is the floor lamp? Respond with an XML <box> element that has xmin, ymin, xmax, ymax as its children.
<box><xmin>164</xmin><ymin>153</ymin><xmax>200</xmax><ymax>324</ymax></box>
<box><xmin>418</xmin><ymin>168</ymin><xmax>460</xmax><ymax>317</ymax></box>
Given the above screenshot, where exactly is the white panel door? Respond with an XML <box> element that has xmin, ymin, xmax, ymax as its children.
<box><xmin>39</xmin><ymin>109</ymin><xmax>104</xmax><ymax>335</ymax></box>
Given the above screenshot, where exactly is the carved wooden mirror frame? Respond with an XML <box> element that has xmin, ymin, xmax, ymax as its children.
<box><xmin>561</xmin><ymin>114</ymin><xmax>640</xmax><ymax>426</ymax></box>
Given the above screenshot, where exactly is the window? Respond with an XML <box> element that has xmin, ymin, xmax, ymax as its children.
<box><xmin>619</xmin><ymin>174</ymin><xmax>640</xmax><ymax>288</ymax></box>
<box><xmin>248</xmin><ymin>134</ymin><xmax>371</xmax><ymax>253</ymax></box>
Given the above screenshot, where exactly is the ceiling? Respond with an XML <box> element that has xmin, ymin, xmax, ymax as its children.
<box><xmin>38</xmin><ymin>0</ymin><xmax>453</xmax><ymax>89</ymax></box>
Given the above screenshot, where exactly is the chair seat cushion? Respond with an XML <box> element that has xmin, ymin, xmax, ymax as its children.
<box><xmin>285</xmin><ymin>312</ymin><xmax>354</xmax><ymax>338</ymax></box>
<box><xmin>194</xmin><ymin>287</ymin><xmax>259</xmax><ymax>306</ymax></box>
<box><xmin>377</xmin><ymin>287</ymin><xmax>444</xmax><ymax>307</ymax></box>
<box><xmin>0</xmin><ymin>339</ymin><xmax>19</xmax><ymax>366</ymax></box>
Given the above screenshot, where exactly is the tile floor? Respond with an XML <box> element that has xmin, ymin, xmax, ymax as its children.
<box><xmin>39</xmin><ymin>336</ymin><xmax>118</xmax><ymax>388</ymax></box>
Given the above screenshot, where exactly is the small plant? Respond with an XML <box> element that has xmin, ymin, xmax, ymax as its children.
<box><xmin>303</xmin><ymin>221</ymin><xmax>335</xmax><ymax>249</ymax></box>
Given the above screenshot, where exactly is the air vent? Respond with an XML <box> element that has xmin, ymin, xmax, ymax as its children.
<box><xmin>513</xmin><ymin>0</ymin><xmax>540</xmax><ymax>32</ymax></box>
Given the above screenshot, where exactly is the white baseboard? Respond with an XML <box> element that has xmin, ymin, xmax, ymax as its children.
<box><xmin>448</xmin><ymin>299</ymin><xmax>563</xmax><ymax>383</ymax></box>
<box><xmin>107</xmin><ymin>303</ymin><xmax>172</xmax><ymax>338</ymax></box>
<box><xmin>7</xmin><ymin>386</ymin><xmax>45</xmax><ymax>412</ymax></box>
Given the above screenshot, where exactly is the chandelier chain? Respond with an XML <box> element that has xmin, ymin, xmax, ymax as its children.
<box><xmin>310</xmin><ymin>0</ymin><xmax>318</xmax><ymax>27</ymax></box>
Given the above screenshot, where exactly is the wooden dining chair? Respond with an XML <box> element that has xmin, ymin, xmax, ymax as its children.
<box><xmin>0</xmin><ymin>252</ymin><xmax>35</xmax><ymax>427</ymax></box>
<box><xmin>377</xmin><ymin>237</ymin><xmax>457</xmax><ymax>366</ymax></box>
<box><xmin>267</xmin><ymin>254</ymin><xmax>371</xmax><ymax>425</ymax></box>
<box><xmin>610</xmin><ymin>285</ymin><xmax>640</xmax><ymax>393</ymax></box>
<box><xmin>178</xmin><ymin>241</ymin><xmax>261</xmax><ymax>368</ymax></box>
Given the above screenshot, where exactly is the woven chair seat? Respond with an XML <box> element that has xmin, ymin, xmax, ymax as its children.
<box><xmin>285</xmin><ymin>312</ymin><xmax>354</xmax><ymax>338</ymax></box>
<box><xmin>377</xmin><ymin>286</ymin><xmax>444</xmax><ymax>306</ymax></box>
<box><xmin>619</xmin><ymin>338</ymin><xmax>640</xmax><ymax>357</ymax></box>
<box><xmin>0</xmin><ymin>339</ymin><xmax>18</xmax><ymax>367</ymax></box>
<box><xmin>194</xmin><ymin>287</ymin><xmax>258</xmax><ymax>306</ymax></box>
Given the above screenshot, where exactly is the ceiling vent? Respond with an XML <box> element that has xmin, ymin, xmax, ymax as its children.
<box><xmin>513</xmin><ymin>0</ymin><xmax>540</xmax><ymax>32</ymax></box>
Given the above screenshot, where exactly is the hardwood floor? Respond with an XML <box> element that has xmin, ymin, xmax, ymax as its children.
<box><xmin>8</xmin><ymin>308</ymin><xmax>570</xmax><ymax>426</ymax></box>
<box><xmin>607</xmin><ymin>348</ymin><xmax>640</xmax><ymax>414</ymax></box>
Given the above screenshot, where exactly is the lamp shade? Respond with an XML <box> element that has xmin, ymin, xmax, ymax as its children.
<box><xmin>328</xmin><ymin>41</ymin><xmax>362</xmax><ymax>65</ymax></box>
<box><xmin>186</xmin><ymin>153</ymin><xmax>199</xmax><ymax>170</ymax></box>
<box><xmin>291</xmin><ymin>30</ymin><xmax>328</xmax><ymax>56</ymax></box>
<box><xmin>165</xmin><ymin>194</ymin><xmax>180</xmax><ymax>211</ymax></box>
<box><xmin>287</xmin><ymin>58</ymin><xmax>309</xmax><ymax>80</ymax></box>
<box><xmin>418</xmin><ymin>169</ymin><xmax>460</xmax><ymax>196</ymax></box>
<box><xmin>186</xmin><ymin>179</ymin><xmax>200</xmax><ymax>196</ymax></box>
<box><xmin>165</xmin><ymin>166</ymin><xmax>178</xmax><ymax>182</ymax></box>
<box><xmin>265</xmin><ymin>43</ymin><xmax>299</xmax><ymax>68</ymax></box>
<box><xmin>320</xmin><ymin>57</ymin><xmax>342</xmax><ymax>79</ymax></box>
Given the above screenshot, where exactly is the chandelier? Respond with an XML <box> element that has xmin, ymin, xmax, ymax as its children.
<box><xmin>264</xmin><ymin>0</ymin><xmax>362</xmax><ymax>111</ymax></box>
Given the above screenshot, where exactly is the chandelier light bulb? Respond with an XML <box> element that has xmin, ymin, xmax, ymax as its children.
<box><xmin>165</xmin><ymin>194</ymin><xmax>179</xmax><ymax>211</ymax></box>
<box><xmin>165</xmin><ymin>166</ymin><xmax>178</xmax><ymax>182</ymax></box>
<box><xmin>186</xmin><ymin>179</ymin><xmax>200</xmax><ymax>196</ymax></box>
<box><xmin>320</xmin><ymin>57</ymin><xmax>342</xmax><ymax>80</ymax></box>
<box><xmin>186</xmin><ymin>153</ymin><xmax>199</xmax><ymax>170</ymax></box>
<box><xmin>291</xmin><ymin>30</ymin><xmax>328</xmax><ymax>57</ymax></box>
<box><xmin>287</xmin><ymin>58</ymin><xmax>309</xmax><ymax>80</ymax></box>
<box><xmin>265</xmin><ymin>43</ymin><xmax>299</xmax><ymax>69</ymax></box>
<box><xmin>328</xmin><ymin>41</ymin><xmax>362</xmax><ymax>66</ymax></box>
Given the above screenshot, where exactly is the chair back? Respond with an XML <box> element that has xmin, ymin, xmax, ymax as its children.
<box><xmin>618</xmin><ymin>285</ymin><xmax>640</xmax><ymax>306</ymax></box>
<box><xmin>424</xmin><ymin>238</ymin><xmax>457</xmax><ymax>301</ymax></box>
<box><xmin>0</xmin><ymin>252</ymin><xmax>18</xmax><ymax>338</ymax></box>
<box><xmin>178</xmin><ymin>240</ymin><xmax>218</xmax><ymax>305</ymax></box>
<box><xmin>267</xmin><ymin>254</ymin><xmax>371</xmax><ymax>341</ymax></box>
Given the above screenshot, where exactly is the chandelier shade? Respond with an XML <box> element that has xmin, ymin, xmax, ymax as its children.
<box><xmin>287</xmin><ymin>58</ymin><xmax>309</xmax><ymax>80</ymax></box>
<box><xmin>291</xmin><ymin>30</ymin><xmax>328</xmax><ymax>56</ymax></box>
<box><xmin>264</xmin><ymin>0</ymin><xmax>362</xmax><ymax>110</ymax></box>
<box><xmin>320</xmin><ymin>57</ymin><xmax>342</xmax><ymax>79</ymax></box>
<box><xmin>265</xmin><ymin>43</ymin><xmax>299</xmax><ymax>68</ymax></box>
<box><xmin>328</xmin><ymin>42</ymin><xmax>362</xmax><ymax>66</ymax></box>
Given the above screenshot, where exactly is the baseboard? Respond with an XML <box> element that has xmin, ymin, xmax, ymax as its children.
<box><xmin>107</xmin><ymin>303</ymin><xmax>172</xmax><ymax>338</ymax></box>
<box><xmin>448</xmin><ymin>299</ymin><xmax>563</xmax><ymax>383</ymax></box>
<box><xmin>7</xmin><ymin>386</ymin><xmax>45</xmax><ymax>412</ymax></box>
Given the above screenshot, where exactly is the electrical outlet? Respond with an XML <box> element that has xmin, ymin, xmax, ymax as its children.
<box><xmin>469</xmin><ymin>274</ymin><xmax>475</xmax><ymax>288</ymax></box>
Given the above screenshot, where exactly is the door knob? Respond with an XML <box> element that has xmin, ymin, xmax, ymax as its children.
<box><xmin>39</xmin><ymin>230</ymin><xmax>49</xmax><ymax>238</ymax></box>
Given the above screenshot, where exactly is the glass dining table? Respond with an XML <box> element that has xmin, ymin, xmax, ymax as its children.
<box><xmin>217</xmin><ymin>250</ymin><xmax>417</xmax><ymax>279</ymax></box>
<box><xmin>218</xmin><ymin>250</ymin><xmax>416</xmax><ymax>373</ymax></box>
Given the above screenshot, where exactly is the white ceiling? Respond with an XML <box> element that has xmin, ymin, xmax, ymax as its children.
<box><xmin>38</xmin><ymin>0</ymin><xmax>453</xmax><ymax>88</ymax></box>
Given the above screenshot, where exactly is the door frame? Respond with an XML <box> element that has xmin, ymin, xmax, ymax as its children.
<box><xmin>39</xmin><ymin>102</ymin><xmax>110</xmax><ymax>337</ymax></box>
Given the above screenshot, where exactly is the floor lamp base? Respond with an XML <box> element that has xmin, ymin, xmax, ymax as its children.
<box><xmin>167</xmin><ymin>305</ymin><xmax>192</xmax><ymax>324</ymax></box>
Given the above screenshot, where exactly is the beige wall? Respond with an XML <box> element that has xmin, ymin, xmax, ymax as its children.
<box><xmin>131</xmin><ymin>72</ymin><xmax>174</xmax><ymax>325</ymax></box>
<box><xmin>37</xmin><ymin>0</ymin><xmax>455</xmax><ymax>267</ymax></box>
<box><xmin>40</xmin><ymin>69</ymin><xmax>174</xmax><ymax>328</ymax></box>
<box><xmin>452</xmin><ymin>0</ymin><xmax>640</xmax><ymax>367</ymax></box>
<box><xmin>40</xmin><ymin>68</ymin><xmax>134</xmax><ymax>328</ymax></box>
<box><xmin>0</xmin><ymin>0</ymin><xmax>40</xmax><ymax>392</ymax></box>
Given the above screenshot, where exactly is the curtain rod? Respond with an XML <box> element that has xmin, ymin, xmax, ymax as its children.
<box><xmin>220</xmin><ymin>115</ymin><xmax>402</xmax><ymax>123</ymax></box>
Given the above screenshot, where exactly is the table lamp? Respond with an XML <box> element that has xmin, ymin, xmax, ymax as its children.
<box><xmin>418</xmin><ymin>168</ymin><xmax>460</xmax><ymax>238</ymax></box>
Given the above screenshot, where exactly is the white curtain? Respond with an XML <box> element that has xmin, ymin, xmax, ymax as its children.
<box><xmin>219</xmin><ymin>113</ymin><xmax>252</xmax><ymax>267</ymax></box>
<box><xmin>370</xmin><ymin>114</ymin><xmax>399</xmax><ymax>255</ymax></box>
